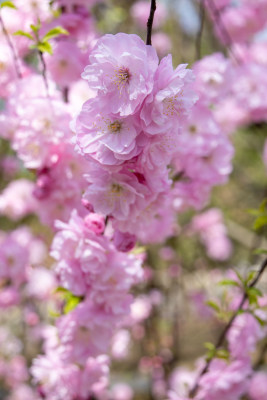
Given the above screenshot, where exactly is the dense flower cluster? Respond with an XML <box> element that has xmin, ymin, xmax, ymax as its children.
<box><xmin>73</xmin><ymin>33</ymin><xmax>234</xmax><ymax>243</ymax></box>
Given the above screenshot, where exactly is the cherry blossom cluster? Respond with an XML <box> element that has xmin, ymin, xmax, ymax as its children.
<box><xmin>168</xmin><ymin>281</ymin><xmax>267</xmax><ymax>400</ymax></box>
<box><xmin>31</xmin><ymin>209</ymin><xmax>144</xmax><ymax>399</ymax></box>
<box><xmin>202</xmin><ymin>0</ymin><xmax>267</xmax><ymax>45</ymax></box>
<box><xmin>73</xmin><ymin>32</ymin><xmax>234</xmax><ymax>243</ymax></box>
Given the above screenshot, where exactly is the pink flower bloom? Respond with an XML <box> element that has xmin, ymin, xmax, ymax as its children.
<box><xmin>57</xmin><ymin>302</ymin><xmax>116</xmax><ymax>362</ymax></box>
<box><xmin>169</xmin><ymin>367</ymin><xmax>198</xmax><ymax>398</ymax></box>
<box><xmin>227</xmin><ymin>313</ymin><xmax>265</xmax><ymax>359</ymax></box>
<box><xmin>0</xmin><ymin>287</ymin><xmax>20</xmax><ymax>308</ymax></box>
<box><xmin>111</xmin><ymin>383</ymin><xmax>134</xmax><ymax>400</ymax></box>
<box><xmin>151</xmin><ymin>32</ymin><xmax>172</xmax><ymax>58</ymax></box>
<box><xmin>193</xmin><ymin>53</ymin><xmax>232</xmax><ymax>106</ymax></box>
<box><xmin>11</xmin><ymin>97</ymin><xmax>71</xmax><ymax>169</ymax></box>
<box><xmin>6</xmin><ymin>356</ymin><xmax>28</xmax><ymax>388</ymax></box>
<box><xmin>45</xmin><ymin>40</ymin><xmax>89</xmax><ymax>87</ymax></box>
<box><xmin>84</xmin><ymin>213</ymin><xmax>105</xmax><ymax>235</ymax></box>
<box><xmin>0</xmin><ymin>233</ymin><xmax>29</xmax><ymax>287</ymax></box>
<box><xmin>69</xmin><ymin>79</ymin><xmax>96</xmax><ymax>115</ymax></box>
<box><xmin>249</xmin><ymin>372</ymin><xmax>267</xmax><ymax>400</ymax></box>
<box><xmin>79</xmin><ymin>355</ymin><xmax>109</xmax><ymax>398</ymax></box>
<box><xmin>130</xmin><ymin>295</ymin><xmax>152</xmax><ymax>323</ymax></box>
<box><xmin>140</xmin><ymin>54</ymin><xmax>197</xmax><ymax>135</ymax></box>
<box><xmin>33</xmin><ymin>143</ymin><xmax>88</xmax><ymax>226</ymax></box>
<box><xmin>74</xmin><ymin>98</ymin><xmax>142</xmax><ymax>165</ymax></box>
<box><xmin>6</xmin><ymin>384</ymin><xmax>38</xmax><ymax>400</ymax></box>
<box><xmin>113</xmin><ymin>230</ymin><xmax>136</xmax><ymax>252</ymax></box>
<box><xmin>51</xmin><ymin>210</ymin><xmax>143</xmax><ymax>300</ymax></box>
<box><xmin>0</xmin><ymin>179</ymin><xmax>37</xmax><ymax>220</ymax></box>
<box><xmin>191</xmin><ymin>208</ymin><xmax>232</xmax><ymax>261</ymax></box>
<box><xmin>197</xmin><ymin>359</ymin><xmax>251</xmax><ymax>400</ymax></box>
<box><xmin>217</xmin><ymin>6</ymin><xmax>265</xmax><ymax>45</ymax></box>
<box><xmin>26</xmin><ymin>267</ymin><xmax>56</xmax><ymax>300</ymax></box>
<box><xmin>54</xmin><ymin>0</ymin><xmax>101</xmax><ymax>12</ymax></box>
<box><xmin>31</xmin><ymin>350</ymin><xmax>80</xmax><ymax>400</ymax></box>
<box><xmin>111</xmin><ymin>329</ymin><xmax>130</xmax><ymax>360</ymax></box>
<box><xmin>83</xmin><ymin>166</ymin><xmax>150</xmax><ymax>221</ymax></box>
<box><xmin>82</xmin><ymin>33</ymin><xmax>158</xmax><ymax>116</ymax></box>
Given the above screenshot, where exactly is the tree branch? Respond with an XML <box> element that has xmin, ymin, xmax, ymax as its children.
<box><xmin>189</xmin><ymin>257</ymin><xmax>267</xmax><ymax>398</ymax></box>
<box><xmin>206</xmin><ymin>0</ymin><xmax>239</xmax><ymax>63</ymax></box>
<box><xmin>38</xmin><ymin>50</ymin><xmax>50</xmax><ymax>98</ymax></box>
<box><xmin>0</xmin><ymin>13</ymin><xmax>22</xmax><ymax>79</ymax></box>
<box><xmin>146</xmin><ymin>0</ymin><xmax>156</xmax><ymax>46</ymax></box>
<box><xmin>195</xmin><ymin>1</ymin><xmax>205</xmax><ymax>60</ymax></box>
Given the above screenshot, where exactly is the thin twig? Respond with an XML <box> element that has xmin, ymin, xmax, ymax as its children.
<box><xmin>38</xmin><ymin>50</ymin><xmax>50</xmax><ymax>98</ymax></box>
<box><xmin>195</xmin><ymin>1</ymin><xmax>205</xmax><ymax>60</ymax></box>
<box><xmin>63</xmin><ymin>87</ymin><xmax>69</xmax><ymax>103</ymax></box>
<box><xmin>0</xmin><ymin>13</ymin><xmax>22</xmax><ymax>79</ymax></box>
<box><xmin>207</xmin><ymin>0</ymin><xmax>240</xmax><ymax>63</ymax></box>
<box><xmin>146</xmin><ymin>0</ymin><xmax>156</xmax><ymax>46</ymax></box>
<box><xmin>189</xmin><ymin>257</ymin><xmax>267</xmax><ymax>398</ymax></box>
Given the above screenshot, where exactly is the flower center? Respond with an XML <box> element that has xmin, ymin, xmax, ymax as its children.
<box><xmin>163</xmin><ymin>90</ymin><xmax>184</xmax><ymax>117</ymax></box>
<box><xmin>108</xmin><ymin>120</ymin><xmax>122</xmax><ymax>133</ymax></box>
<box><xmin>110</xmin><ymin>183</ymin><xmax>123</xmax><ymax>194</ymax></box>
<box><xmin>113</xmin><ymin>67</ymin><xmax>131</xmax><ymax>89</ymax></box>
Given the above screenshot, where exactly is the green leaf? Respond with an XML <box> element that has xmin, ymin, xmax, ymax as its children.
<box><xmin>31</xmin><ymin>41</ymin><xmax>53</xmax><ymax>55</ymax></box>
<box><xmin>235</xmin><ymin>270</ymin><xmax>245</xmax><ymax>285</ymax></box>
<box><xmin>259</xmin><ymin>198</ymin><xmax>267</xmax><ymax>213</ymax></box>
<box><xmin>204</xmin><ymin>342</ymin><xmax>215</xmax><ymax>351</ymax></box>
<box><xmin>13</xmin><ymin>30</ymin><xmax>34</xmax><ymax>40</ymax></box>
<box><xmin>253</xmin><ymin>248</ymin><xmax>267</xmax><ymax>255</ymax></box>
<box><xmin>219</xmin><ymin>279</ymin><xmax>240</xmax><ymax>287</ymax></box>
<box><xmin>216</xmin><ymin>349</ymin><xmax>229</xmax><ymax>360</ymax></box>
<box><xmin>253</xmin><ymin>215</ymin><xmax>267</xmax><ymax>230</ymax></box>
<box><xmin>64</xmin><ymin>294</ymin><xmax>82</xmax><ymax>314</ymax></box>
<box><xmin>205</xmin><ymin>342</ymin><xmax>216</xmax><ymax>361</ymax></box>
<box><xmin>30</xmin><ymin>22</ymin><xmax>40</xmax><ymax>33</ymax></box>
<box><xmin>245</xmin><ymin>270</ymin><xmax>257</xmax><ymax>285</ymax></box>
<box><xmin>55</xmin><ymin>286</ymin><xmax>69</xmax><ymax>294</ymax></box>
<box><xmin>247</xmin><ymin>287</ymin><xmax>263</xmax><ymax>297</ymax></box>
<box><xmin>247</xmin><ymin>208</ymin><xmax>260</xmax><ymax>216</ymax></box>
<box><xmin>206</xmin><ymin>300</ymin><xmax>220</xmax><ymax>313</ymax></box>
<box><xmin>48</xmin><ymin>308</ymin><xmax>61</xmax><ymax>318</ymax></box>
<box><xmin>247</xmin><ymin>288</ymin><xmax>260</xmax><ymax>306</ymax></box>
<box><xmin>42</xmin><ymin>26</ymin><xmax>69</xmax><ymax>42</ymax></box>
<box><xmin>253</xmin><ymin>314</ymin><xmax>266</xmax><ymax>327</ymax></box>
<box><xmin>0</xmin><ymin>1</ymin><xmax>16</xmax><ymax>9</ymax></box>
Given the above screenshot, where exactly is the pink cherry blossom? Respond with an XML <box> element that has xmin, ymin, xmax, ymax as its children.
<box><xmin>82</xmin><ymin>33</ymin><xmax>159</xmax><ymax>116</ymax></box>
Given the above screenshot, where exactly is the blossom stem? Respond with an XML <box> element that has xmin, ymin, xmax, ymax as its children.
<box><xmin>0</xmin><ymin>13</ymin><xmax>22</xmax><ymax>79</ymax></box>
<box><xmin>146</xmin><ymin>0</ymin><xmax>156</xmax><ymax>45</ymax></box>
<box><xmin>38</xmin><ymin>50</ymin><xmax>50</xmax><ymax>98</ymax></box>
<box><xmin>189</xmin><ymin>256</ymin><xmax>267</xmax><ymax>398</ymax></box>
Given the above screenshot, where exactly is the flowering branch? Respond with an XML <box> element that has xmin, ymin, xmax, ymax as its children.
<box><xmin>38</xmin><ymin>50</ymin><xmax>50</xmax><ymax>97</ymax></box>
<box><xmin>0</xmin><ymin>13</ymin><xmax>22</xmax><ymax>78</ymax></box>
<box><xmin>189</xmin><ymin>256</ymin><xmax>267</xmax><ymax>398</ymax></box>
<box><xmin>146</xmin><ymin>0</ymin><xmax>156</xmax><ymax>45</ymax></box>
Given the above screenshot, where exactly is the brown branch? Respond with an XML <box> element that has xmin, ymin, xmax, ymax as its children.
<box><xmin>206</xmin><ymin>0</ymin><xmax>240</xmax><ymax>63</ymax></box>
<box><xmin>189</xmin><ymin>257</ymin><xmax>267</xmax><ymax>398</ymax></box>
<box><xmin>38</xmin><ymin>50</ymin><xmax>50</xmax><ymax>98</ymax></box>
<box><xmin>196</xmin><ymin>1</ymin><xmax>205</xmax><ymax>60</ymax></box>
<box><xmin>146</xmin><ymin>0</ymin><xmax>156</xmax><ymax>46</ymax></box>
<box><xmin>0</xmin><ymin>13</ymin><xmax>22</xmax><ymax>79</ymax></box>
